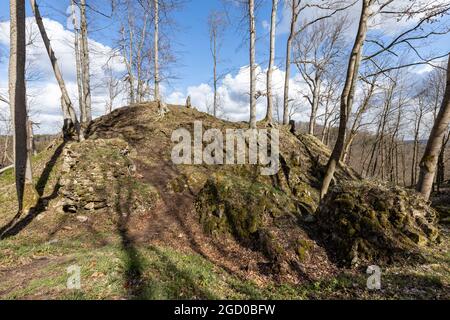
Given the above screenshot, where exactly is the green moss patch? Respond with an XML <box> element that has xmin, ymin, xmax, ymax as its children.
<box><xmin>317</xmin><ymin>181</ymin><xmax>440</xmax><ymax>267</ymax></box>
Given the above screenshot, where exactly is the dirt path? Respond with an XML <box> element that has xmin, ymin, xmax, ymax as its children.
<box><xmin>130</xmin><ymin>151</ymin><xmax>275</xmax><ymax>285</ymax></box>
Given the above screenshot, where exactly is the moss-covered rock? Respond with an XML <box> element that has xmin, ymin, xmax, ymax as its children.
<box><xmin>316</xmin><ymin>181</ymin><xmax>440</xmax><ymax>267</ymax></box>
<box><xmin>195</xmin><ymin>173</ymin><xmax>307</xmax><ymax>270</ymax></box>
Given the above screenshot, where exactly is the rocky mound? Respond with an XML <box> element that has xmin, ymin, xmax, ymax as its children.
<box><xmin>26</xmin><ymin>103</ymin><xmax>441</xmax><ymax>279</ymax></box>
<box><xmin>58</xmin><ymin>138</ymin><xmax>158</xmax><ymax>216</ymax></box>
<box><xmin>195</xmin><ymin>173</ymin><xmax>332</xmax><ymax>279</ymax></box>
<box><xmin>316</xmin><ymin>182</ymin><xmax>440</xmax><ymax>267</ymax></box>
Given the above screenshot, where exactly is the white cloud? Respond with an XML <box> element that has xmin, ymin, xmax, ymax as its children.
<box><xmin>0</xmin><ymin>17</ymin><xmax>126</xmax><ymax>134</ymax></box>
<box><xmin>167</xmin><ymin>65</ymin><xmax>310</xmax><ymax>123</ymax></box>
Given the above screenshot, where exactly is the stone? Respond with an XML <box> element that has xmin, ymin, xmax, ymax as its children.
<box><xmin>84</xmin><ymin>202</ymin><xmax>95</xmax><ymax>211</ymax></box>
<box><xmin>76</xmin><ymin>215</ymin><xmax>88</xmax><ymax>223</ymax></box>
<box><xmin>316</xmin><ymin>181</ymin><xmax>439</xmax><ymax>267</ymax></box>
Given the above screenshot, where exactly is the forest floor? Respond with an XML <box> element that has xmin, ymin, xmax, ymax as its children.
<box><xmin>0</xmin><ymin>103</ymin><xmax>448</xmax><ymax>300</ymax></box>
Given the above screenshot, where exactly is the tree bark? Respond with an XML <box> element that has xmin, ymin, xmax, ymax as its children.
<box><xmin>308</xmin><ymin>77</ymin><xmax>320</xmax><ymax>135</ymax></box>
<box><xmin>411</xmin><ymin>110</ymin><xmax>424</xmax><ymax>186</ymax></box>
<box><xmin>249</xmin><ymin>0</ymin><xmax>257</xmax><ymax>129</ymax></box>
<box><xmin>9</xmin><ymin>0</ymin><xmax>28</xmax><ymax>212</ymax></box>
<box><xmin>436</xmin><ymin>132</ymin><xmax>449</xmax><ymax>191</ymax></box>
<box><xmin>25</xmin><ymin>117</ymin><xmax>33</xmax><ymax>181</ymax></box>
<box><xmin>417</xmin><ymin>55</ymin><xmax>450</xmax><ymax>200</ymax></box>
<box><xmin>211</xmin><ymin>20</ymin><xmax>218</xmax><ymax>117</ymax></box>
<box><xmin>120</xmin><ymin>25</ymin><xmax>135</xmax><ymax>105</ymax></box>
<box><xmin>283</xmin><ymin>1</ymin><xmax>299</xmax><ymax>125</ymax></box>
<box><xmin>71</xmin><ymin>0</ymin><xmax>85</xmax><ymax>124</ymax></box>
<box><xmin>342</xmin><ymin>77</ymin><xmax>377</xmax><ymax>163</ymax></box>
<box><xmin>154</xmin><ymin>0</ymin><xmax>160</xmax><ymax>102</ymax></box>
<box><xmin>265</xmin><ymin>0</ymin><xmax>278</xmax><ymax>124</ymax></box>
<box><xmin>79</xmin><ymin>0</ymin><xmax>92</xmax><ymax>123</ymax></box>
<box><xmin>30</xmin><ymin>0</ymin><xmax>79</xmax><ymax>137</ymax></box>
<box><xmin>320</xmin><ymin>0</ymin><xmax>371</xmax><ymax>199</ymax></box>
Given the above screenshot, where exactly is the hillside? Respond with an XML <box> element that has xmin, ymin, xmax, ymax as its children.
<box><xmin>0</xmin><ymin>103</ymin><xmax>448</xmax><ymax>300</ymax></box>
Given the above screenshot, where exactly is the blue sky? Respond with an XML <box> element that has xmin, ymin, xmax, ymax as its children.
<box><xmin>0</xmin><ymin>0</ymin><xmax>449</xmax><ymax>133</ymax></box>
<box><xmin>0</xmin><ymin>0</ymin><xmax>288</xmax><ymax>90</ymax></box>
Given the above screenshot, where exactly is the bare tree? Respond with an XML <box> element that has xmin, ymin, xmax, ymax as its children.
<box><xmin>79</xmin><ymin>0</ymin><xmax>93</xmax><ymax>125</ymax></box>
<box><xmin>294</xmin><ymin>16</ymin><xmax>348</xmax><ymax>135</ymax></box>
<box><xmin>9</xmin><ymin>0</ymin><xmax>28</xmax><ymax>212</ymax></box>
<box><xmin>318</xmin><ymin>68</ymin><xmax>341</xmax><ymax>145</ymax></box>
<box><xmin>249</xmin><ymin>0</ymin><xmax>256</xmax><ymax>128</ymax></box>
<box><xmin>417</xmin><ymin>55</ymin><xmax>450</xmax><ymax>200</ymax></box>
<box><xmin>320</xmin><ymin>0</ymin><xmax>373</xmax><ymax>199</ymax></box>
<box><xmin>208</xmin><ymin>10</ymin><xmax>227</xmax><ymax>118</ymax></box>
<box><xmin>154</xmin><ymin>0</ymin><xmax>160</xmax><ymax>102</ymax></box>
<box><xmin>118</xmin><ymin>0</ymin><xmax>152</xmax><ymax>105</ymax></box>
<box><xmin>282</xmin><ymin>1</ymin><xmax>356</xmax><ymax>126</ymax></box>
<box><xmin>0</xmin><ymin>110</ymin><xmax>12</xmax><ymax>166</ymax></box>
<box><xmin>71</xmin><ymin>0</ymin><xmax>85</xmax><ymax>128</ymax></box>
<box><xmin>30</xmin><ymin>0</ymin><xmax>79</xmax><ymax>139</ymax></box>
<box><xmin>342</xmin><ymin>74</ymin><xmax>379</xmax><ymax>163</ymax></box>
<box><xmin>409</xmin><ymin>90</ymin><xmax>429</xmax><ymax>186</ymax></box>
<box><xmin>103</xmin><ymin>62</ymin><xmax>122</xmax><ymax>114</ymax></box>
<box><xmin>264</xmin><ymin>0</ymin><xmax>278</xmax><ymax>124</ymax></box>
<box><xmin>282</xmin><ymin>0</ymin><xmax>300</xmax><ymax>125</ymax></box>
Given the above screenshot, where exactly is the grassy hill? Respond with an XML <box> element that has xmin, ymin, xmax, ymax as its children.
<box><xmin>0</xmin><ymin>103</ymin><xmax>448</xmax><ymax>300</ymax></box>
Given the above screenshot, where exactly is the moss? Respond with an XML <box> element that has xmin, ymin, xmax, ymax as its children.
<box><xmin>0</xmin><ymin>166</ymin><xmax>14</xmax><ymax>184</ymax></box>
<box><xmin>317</xmin><ymin>181</ymin><xmax>439</xmax><ymax>267</ymax></box>
<box><xmin>334</xmin><ymin>194</ymin><xmax>356</xmax><ymax>211</ymax></box>
<box><xmin>195</xmin><ymin>174</ymin><xmax>303</xmax><ymax>267</ymax></box>
<box><xmin>296</xmin><ymin>239</ymin><xmax>313</xmax><ymax>262</ymax></box>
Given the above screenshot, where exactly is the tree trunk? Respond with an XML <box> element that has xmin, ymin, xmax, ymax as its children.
<box><xmin>342</xmin><ymin>132</ymin><xmax>357</xmax><ymax>164</ymax></box>
<box><xmin>417</xmin><ymin>55</ymin><xmax>450</xmax><ymax>200</ymax></box>
<box><xmin>265</xmin><ymin>0</ymin><xmax>278</xmax><ymax>124</ymax></box>
<box><xmin>71</xmin><ymin>0</ymin><xmax>85</xmax><ymax>125</ymax></box>
<box><xmin>2</xmin><ymin>133</ymin><xmax>11</xmax><ymax>165</ymax></box>
<box><xmin>80</xmin><ymin>0</ymin><xmax>92</xmax><ymax>124</ymax></box>
<box><xmin>411</xmin><ymin>112</ymin><xmax>423</xmax><ymax>186</ymax></box>
<box><xmin>320</xmin><ymin>0</ymin><xmax>371</xmax><ymax>199</ymax></box>
<box><xmin>342</xmin><ymin>78</ymin><xmax>377</xmax><ymax>163</ymax></box>
<box><xmin>121</xmin><ymin>25</ymin><xmax>135</xmax><ymax>105</ymax></box>
<box><xmin>25</xmin><ymin>117</ymin><xmax>33</xmax><ymax>181</ymax></box>
<box><xmin>249</xmin><ymin>0</ymin><xmax>257</xmax><ymax>129</ymax></box>
<box><xmin>308</xmin><ymin>78</ymin><xmax>320</xmax><ymax>135</ymax></box>
<box><xmin>9</xmin><ymin>0</ymin><xmax>28</xmax><ymax>212</ymax></box>
<box><xmin>212</xmin><ymin>27</ymin><xmax>218</xmax><ymax>117</ymax></box>
<box><xmin>283</xmin><ymin>1</ymin><xmax>298</xmax><ymax>125</ymax></box>
<box><xmin>154</xmin><ymin>0</ymin><xmax>160</xmax><ymax>101</ymax></box>
<box><xmin>30</xmin><ymin>0</ymin><xmax>79</xmax><ymax>138</ymax></box>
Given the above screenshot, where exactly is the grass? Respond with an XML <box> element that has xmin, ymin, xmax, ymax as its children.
<box><xmin>0</xmin><ymin>106</ymin><xmax>448</xmax><ymax>300</ymax></box>
<box><xmin>2</xmin><ymin>230</ymin><xmax>447</xmax><ymax>300</ymax></box>
<box><xmin>0</xmin><ymin>236</ymin><xmax>300</xmax><ymax>300</ymax></box>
